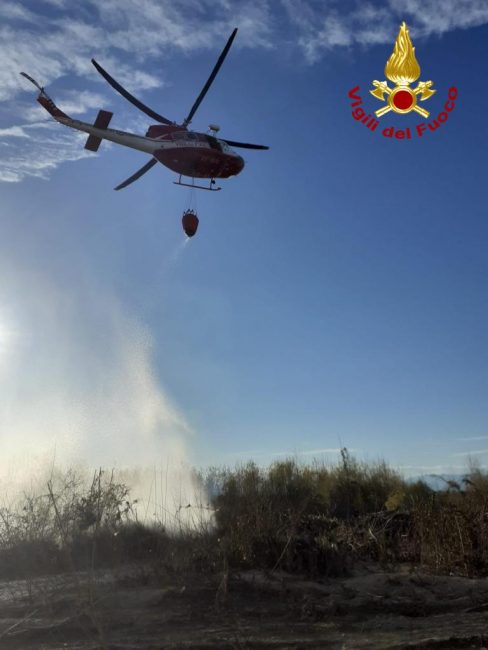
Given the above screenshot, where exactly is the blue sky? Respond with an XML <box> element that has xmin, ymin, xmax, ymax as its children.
<box><xmin>1</xmin><ymin>0</ymin><xmax>488</xmax><ymax>478</ymax></box>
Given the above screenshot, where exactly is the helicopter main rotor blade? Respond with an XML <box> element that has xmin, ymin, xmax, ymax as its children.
<box><xmin>92</xmin><ymin>59</ymin><xmax>173</xmax><ymax>125</ymax></box>
<box><xmin>222</xmin><ymin>139</ymin><xmax>269</xmax><ymax>150</ymax></box>
<box><xmin>183</xmin><ymin>28</ymin><xmax>238</xmax><ymax>127</ymax></box>
<box><xmin>114</xmin><ymin>158</ymin><xmax>158</xmax><ymax>191</ymax></box>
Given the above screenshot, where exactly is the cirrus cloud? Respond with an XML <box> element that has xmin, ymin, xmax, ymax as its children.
<box><xmin>283</xmin><ymin>0</ymin><xmax>488</xmax><ymax>62</ymax></box>
<box><xmin>1</xmin><ymin>0</ymin><xmax>487</xmax><ymax>182</ymax></box>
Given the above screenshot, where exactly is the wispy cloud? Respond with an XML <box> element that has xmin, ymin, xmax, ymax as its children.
<box><xmin>228</xmin><ymin>447</ymin><xmax>359</xmax><ymax>459</ymax></box>
<box><xmin>392</xmin><ymin>0</ymin><xmax>488</xmax><ymax>34</ymax></box>
<box><xmin>22</xmin><ymin>90</ymin><xmax>111</xmax><ymax>123</ymax></box>
<box><xmin>399</xmin><ymin>464</ymin><xmax>467</xmax><ymax>471</ymax></box>
<box><xmin>397</xmin><ymin>464</ymin><xmax>470</xmax><ymax>479</ymax></box>
<box><xmin>0</xmin><ymin>2</ymin><xmax>38</xmax><ymax>23</ymax></box>
<box><xmin>0</xmin><ymin>126</ymin><xmax>29</xmax><ymax>138</ymax></box>
<box><xmin>4</xmin><ymin>0</ymin><xmax>487</xmax><ymax>102</ymax></box>
<box><xmin>452</xmin><ymin>449</ymin><xmax>488</xmax><ymax>458</ymax></box>
<box><xmin>283</xmin><ymin>0</ymin><xmax>488</xmax><ymax>62</ymax></box>
<box><xmin>52</xmin><ymin>90</ymin><xmax>110</xmax><ymax>117</ymax></box>
<box><xmin>455</xmin><ymin>435</ymin><xmax>488</xmax><ymax>442</ymax></box>
<box><xmin>1</xmin><ymin>1</ymin><xmax>273</xmax><ymax>104</ymax></box>
<box><xmin>38</xmin><ymin>0</ymin><xmax>67</xmax><ymax>6</ymax></box>
<box><xmin>0</xmin><ymin>124</ymin><xmax>92</xmax><ymax>183</ymax></box>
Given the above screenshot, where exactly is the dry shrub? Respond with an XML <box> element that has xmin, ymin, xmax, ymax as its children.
<box><xmin>212</xmin><ymin>451</ymin><xmax>405</xmax><ymax>576</ymax></box>
<box><xmin>211</xmin><ymin>455</ymin><xmax>488</xmax><ymax>577</ymax></box>
<box><xmin>412</xmin><ymin>476</ymin><xmax>488</xmax><ymax>576</ymax></box>
<box><xmin>0</xmin><ymin>468</ymin><xmax>141</xmax><ymax>578</ymax></box>
<box><xmin>2</xmin><ymin>456</ymin><xmax>488</xmax><ymax>581</ymax></box>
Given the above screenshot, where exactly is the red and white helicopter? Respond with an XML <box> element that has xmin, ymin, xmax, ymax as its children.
<box><xmin>21</xmin><ymin>28</ymin><xmax>268</xmax><ymax>236</ymax></box>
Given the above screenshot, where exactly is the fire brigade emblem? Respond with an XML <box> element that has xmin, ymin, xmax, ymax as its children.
<box><xmin>370</xmin><ymin>22</ymin><xmax>435</xmax><ymax>119</ymax></box>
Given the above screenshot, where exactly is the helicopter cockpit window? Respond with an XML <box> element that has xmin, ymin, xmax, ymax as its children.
<box><xmin>206</xmin><ymin>135</ymin><xmax>222</xmax><ymax>151</ymax></box>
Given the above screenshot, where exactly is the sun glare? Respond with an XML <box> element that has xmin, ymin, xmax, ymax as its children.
<box><xmin>0</xmin><ymin>318</ymin><xmax>16</xmax><ymax>358</ymax></box>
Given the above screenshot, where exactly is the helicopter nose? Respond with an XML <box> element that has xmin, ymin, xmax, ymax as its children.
<box><xmin>222</xmin><ymin>154</ymin><xmax>244</xmax><ymax>178</ymax></box>
<box><xmin>235</xmin><ymin>155</ymin><xmax>244</xmax><ymax>172</ymax></box>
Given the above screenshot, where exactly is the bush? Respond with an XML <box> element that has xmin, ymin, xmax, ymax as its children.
<box><xmin>3</xmin><ymin>456</ymin><xmax>488</xmax><ymax>580</ymax></box>
<box><xmin>0</xmin><ymin>468</ymin><xmax>138</xmax><ymax>578</ymax></box>
<box><xmin>211</xmin><ymin>452</ymin><xmax>406</xmax><ymax>575</ymax></box>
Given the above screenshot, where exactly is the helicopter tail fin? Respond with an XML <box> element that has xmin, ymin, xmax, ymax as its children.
<box><xmin>20</xmin><ymin>72</ymin><xmax>69</xmax><ymax>120</ymax></box>
<box><xmin>84</xmin><ymin>109</ymin><xmax>114</xmax><ymax>152</ymax></box>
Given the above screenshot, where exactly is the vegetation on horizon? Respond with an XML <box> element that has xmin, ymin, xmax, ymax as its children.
<box><xmin>1</xmin><ymin>451</ymin><xmax>488</xmax><ymax>581</ymax></box>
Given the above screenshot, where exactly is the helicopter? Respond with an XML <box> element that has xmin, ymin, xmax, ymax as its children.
<box><xmin>21</xmin><ymin>28</ymin><xmax>268</xmax><ymax>235</ymax></box>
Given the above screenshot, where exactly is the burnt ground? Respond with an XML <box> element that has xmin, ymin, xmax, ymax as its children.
<box><xmin>1</xmin><ymin>563</ymin><xmax>488</xmax><ymax>649</ymax></box>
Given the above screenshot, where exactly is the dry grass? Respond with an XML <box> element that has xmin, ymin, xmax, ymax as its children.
<box><xmin>1</xmin><ymin>452</ymin><xmax>488</xmax><ymax>583</ymax></box>
<box><xmin>209</xmin><ymin>451</ymin><xmax>488</xmax><ymax>578</ymax></box>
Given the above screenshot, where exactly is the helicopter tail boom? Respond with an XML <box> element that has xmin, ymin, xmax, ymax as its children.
<box><xmin>37</xmin><ymin>93</ymin><xmax>69</xmax><ymax>120</ymax></box>
<box><xmin>20</xmin><ymin>73</ymin><xmax>164</xmax><ymax>155</ymax></box>
<box><xmin>62</xmin><ymin>117</ymin><xmax>161</xmax><ymax>155</ymax></box>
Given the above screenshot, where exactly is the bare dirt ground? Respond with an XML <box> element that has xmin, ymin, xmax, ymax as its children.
<box><xmin>1</xmin><ymin>563</ymin><xmax>488</xmax><ymax>649</ymax></box>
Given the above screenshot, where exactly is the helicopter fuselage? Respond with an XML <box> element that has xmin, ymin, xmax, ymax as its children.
<box><xmin>146</xmin><ymin>124</ymin><xmax>244</xmax><ymax>178</ymax></box>
<box><xmin>45</xmin><ymin>98</ymin><xmax>244</xmax><ymax>180</ymax></box>
<box><xmin>38</xmin><ymin>94</ymin><xmax>244</xmax><ymax>180</ymax></box>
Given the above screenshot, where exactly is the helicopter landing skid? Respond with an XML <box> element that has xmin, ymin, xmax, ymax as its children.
<box><xmin>173</xmin><ymin>176</ymin><xmax>221</xmax><ymax>191</ymax></box>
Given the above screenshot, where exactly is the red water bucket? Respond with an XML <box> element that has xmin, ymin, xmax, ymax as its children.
<box><xmin>182</xmin><ymin>210</ymin><xmax>199</xmax><ymax>237</ymax></box>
